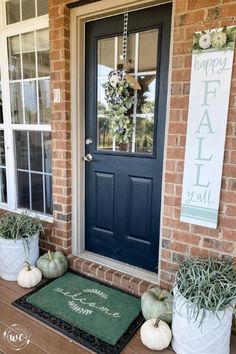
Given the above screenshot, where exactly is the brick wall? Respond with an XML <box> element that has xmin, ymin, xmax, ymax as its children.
<box><xmin>44</xmin><ymin>1</ymin><xmax>73</xmax><ymax>255</ymax></box>
<box><xmin>160</xmin><ymin>0</ymin><xmax>236</xmax><ymax>289</ymax></box>
<box><xmin>47</xmin><ymin>0</ymin><xmax>236</xmax><ymax>288</ymax></box>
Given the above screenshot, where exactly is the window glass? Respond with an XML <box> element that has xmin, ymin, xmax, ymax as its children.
<box><xmin>8</xmin><ymin>29</ymin><xmax>50</xmax><ymax>125</ymax></box>
<box><xmin>6</xmin><ymin>0</ymin><xmax>48</xmax><ymax>24</ymax></box>
<box><xmin>4</xmin><ymin>15</ymin><xmax>51</xmax><ymax>215</ymax></box>
<box><xmin>17</xmin><ymin>171</ymin><xmax>30</xmax><ymax>209</ymax></box>
<box><xmin>0</xmin><ymin>131</ymin><xmax>7</xmax><ymax>203</ymax></box>
<box><xmin>15</xmin><ymin>131</ymin><xmax>28</xmax><ymax>169</ymax></box>
<box><xmin>0</xmin><ymin>131</ymin><xmax>6</xmax><ymax>167</ymax></box>
<box><xmin>14</xmin><ymin>131</ymin><xmax>52</xmax><ymax>215</ymax></box>
<box><xmin>39</xmin><ymin>79</ymin><xmax>51</xmax><ymax>123</ymax></box>
<box><xmin>6</xmin><ymin>0</ymin><xmax>20</xmax><ymax>25</ymax></box>
<box><xmin>31</xmin><ymin>173</ymin><xmax>44</xmax><ymax>212</ymax></box>
<box><xmin>22</xmin><ymin>0</ymin><xmax>36</xmax><ymax>21</ymax></box>
<box><xmin>37</xmin><ymin>29</ymin><xmax>50</xmax><ymax>77</ymax></box>
<box><xmin>22</xmin><ymin>32</ymin><xmax>36</xmax><ymax>79</ymax></box>
<box><xmin>0</xmin><ymin>168</ymin><xmax>7</xmax><ymax>203</ymax></box>
<box><xmin>30</xmin><ymin>131</ymin><xmax>42</xmax><ymax>171</ymax></box>
<box><xmin>8</xmin><ymin>36</ymin><xmax>21</xmax><ymax>81</ymax></box>
<box><xmin>43</xmin><ymin>132</ymin><xmax>51</xmax><ymax>173</ymax></box>
<box><xmin>138</xmin><ymin>29</ymin><xmax>158</xmax><ymax>72</ymax></box>
<box><xmin>0</xmin><ymin>84</ymin><xmax>3</xmax><ymax>124</ymax></box>
<box><xmin>37</xmin><ymin>0</ymin><xmax>48</xmax><ymax>17</ymax></box>
<box><xmin>24</xmin><ymin>81</ymin><xmax>37</xmax><ymax>124</ymax></box>
<box><xmin>45</xmin><ymin>175</ymin><xmax>52</xmax><ymax>214</ymax></box>
<box><xmin>10</xmin><ymin>82</ymin><xmax>23</xmax><ymax>124</ymax></box>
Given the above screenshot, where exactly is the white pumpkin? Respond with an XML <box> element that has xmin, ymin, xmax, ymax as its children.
<box><xmin>140</xmin><ymin>318</ymin><xmax>172</xmax><ymax>351</ymax></box>
<box><xmin>17</xmin><ymin>262</ymin><xmax>42</xmax><ymax>288</ymax></box>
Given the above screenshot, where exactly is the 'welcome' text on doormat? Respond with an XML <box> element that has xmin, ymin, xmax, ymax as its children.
<box><xmin>12</xmin><ymin>271</ymin><xmax>143</xmax><ymax>354</ymax></box>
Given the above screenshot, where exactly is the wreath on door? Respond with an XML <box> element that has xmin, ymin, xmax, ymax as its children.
<box><xmin>102</xmin><ymin>70</ymin><xmax>135</xmax><ymax>144</ymax></box>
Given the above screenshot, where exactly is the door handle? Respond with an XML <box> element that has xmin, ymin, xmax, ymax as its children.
<box><xmin>83</xmin><ymin>154</ymin><xmax>93</xmax><ymax>162</ymax></box>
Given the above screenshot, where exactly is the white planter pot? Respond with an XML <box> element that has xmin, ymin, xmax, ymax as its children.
<box><xmin>0</xmin><ymin>233</ymin><xmax>39</xmax><ymax>281</ymax></box>
<box><xmin>172</xmin><ymin>287</ymin><xmax>233</xmax><ymax>354</ymax></box>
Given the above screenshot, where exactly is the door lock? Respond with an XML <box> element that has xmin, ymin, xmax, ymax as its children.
<box><xmin>83</xmin><ymin>154</ymin><xmax>93</xmax><ymax>162</ymax></box>
<box><xmin>85</xmin><ymin>138</ymin><xmax>93</xmax><ymax>145</ymax></box>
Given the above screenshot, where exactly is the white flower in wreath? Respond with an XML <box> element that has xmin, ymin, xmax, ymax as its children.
<box><xmin>109</xmin><ymin>73</ymin><xmax>120</xmax><ymax>88</ymax></box>
<box><xmin>211</xmin><ymin>31</ymin><xmax>227</xmax><ymax>49</ymax></box>
<box><xmin>199</xmin><ymin>33</ymin><xmax>211</xmax><ymax>49</ymax></box>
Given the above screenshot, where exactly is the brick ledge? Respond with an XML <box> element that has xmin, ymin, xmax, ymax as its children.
<box><xmin>68</xmin><ymin>255</ymin><xmax>157</xmax><ymax>296</ymax></box>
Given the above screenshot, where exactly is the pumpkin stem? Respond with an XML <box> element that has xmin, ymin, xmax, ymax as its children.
<box><xmin>48</xmin><ymin>250</ymin><xmax>53</xmax><ymax>261</ymax></box>
<box><xmin>25</xmin><ymin>261</ymin><xmax>31</xmax><ymax>271</ymax></box>
<box><xmin>154</xmin><ymin>312</ymin><xmax>173</xmax><ymax>328</ymax></box>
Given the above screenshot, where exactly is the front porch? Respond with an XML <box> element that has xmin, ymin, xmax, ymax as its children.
<box><xmin>0</xmin><ymin>277</ymin><xmax>235</xmax><ymax>354</ymax></box>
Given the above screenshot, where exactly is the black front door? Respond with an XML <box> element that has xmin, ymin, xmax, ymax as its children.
<box><xmin>85</xmin><ymin>4</ymin><xmax>171</xmax><ymax>271</ymax></box>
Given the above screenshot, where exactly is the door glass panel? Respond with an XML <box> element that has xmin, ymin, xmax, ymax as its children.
<box><xmin>139</xmin><ymin>29</ymin><xmax>158</xmax><ymax>72</ymax></box>
<box><xmin>97</xmin><ymin>28</ymin><xmax>158</xmax><ymax>154</ymax></box>
<box><xmin>117</xmin><ymin>34</ymin><xmax>135</xmax><ymax>72</ymax></box>
<box><xmin>97</xmin><ymin>38</ymin><xmax>115</xmax><ymax>77</ymax></box>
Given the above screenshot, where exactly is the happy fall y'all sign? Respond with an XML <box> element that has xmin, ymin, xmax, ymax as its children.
<box><xmin>180</xmin><ymin>28</ymin><xmax>235</xmax><ymax>228</ymax></box>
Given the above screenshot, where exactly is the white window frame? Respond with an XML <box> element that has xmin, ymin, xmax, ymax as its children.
<box><xmin>0</xmin><ymin>4</ymin><xmax>52</xmax><ymax>222</ymax></box>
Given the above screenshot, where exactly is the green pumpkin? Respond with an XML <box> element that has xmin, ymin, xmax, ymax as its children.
<box><xmin>141</xmin><ymin>287</ymin><xmax>173</xmax><ymax>324</ymax></box>
<box><xmin>37</xmin><ymin>250</ymin><xmax>68</xmax><ymax>279</ymax></box>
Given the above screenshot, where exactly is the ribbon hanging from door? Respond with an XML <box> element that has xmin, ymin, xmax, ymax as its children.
<box><xmin>121</xmin><ymin>12</ymin><xmax>128</xmax><ymax>63</ymax></box>
<box><xmin>102</xmin><ymin>11</ymin><xmax>141</xmax><ymax>147</ymax></box>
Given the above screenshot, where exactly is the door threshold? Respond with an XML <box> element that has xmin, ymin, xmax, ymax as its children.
<box><xmin>79</xmin><ymin>251</ymin><xmax>159</xmax><ymax>284</ymax></box>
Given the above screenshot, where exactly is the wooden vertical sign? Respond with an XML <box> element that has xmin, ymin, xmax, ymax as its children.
<box><xmin>180</xmin><ymin>27</ymin><xmax>235</xmax><ymax>228</ymax></box>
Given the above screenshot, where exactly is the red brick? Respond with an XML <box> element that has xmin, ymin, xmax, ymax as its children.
<box><xmin>187</xmin><ymin>0</ymin><xmax>219</xmax><ymax>10</ymax></box>
<box><xmin>175</xmin><ymin>0</ymin><xmax>187</xmax><ymax>13</ymax></box>
<box><xmin>222</xmin><ymin>3</ymin><xmax>236</xmax><ymax>17</ymax></box>
<box><xmin>190</xmin><ymin>247</ymin><xmax>220</xmax><ymax>258</ymax></box>
<box><xmin>173</xmin><ymin>231</ymin><xmax>201</xmax><ymax>245</ymax></box>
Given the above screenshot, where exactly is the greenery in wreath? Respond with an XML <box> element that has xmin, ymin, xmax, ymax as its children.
<box><xmin>192</xmin><ymin>26</ymin><xmax>236</xmax><ymax>52</ymax></box>
<box><xmin>102</xmin><ymin>70</ymin><xmax>135</xmax><ymax>145</ymax></box>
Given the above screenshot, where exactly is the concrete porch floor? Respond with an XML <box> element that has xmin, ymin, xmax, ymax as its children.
<box><xmin>0</xmin><ymin>277</ymin><xmax>235</xmax><ymax>354</ymax></box>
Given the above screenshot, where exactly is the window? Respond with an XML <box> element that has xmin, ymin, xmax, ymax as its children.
<box><xmin>0</xmin><ymin>2</ymin><xmax>51</xmax><ymax>217</ymax></box>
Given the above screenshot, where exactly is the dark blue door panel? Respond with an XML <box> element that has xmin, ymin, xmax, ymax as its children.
<box><xmin>85</xmin><ymin>4</ymin><xmax>172</xmax><ymax>271</ymax></box>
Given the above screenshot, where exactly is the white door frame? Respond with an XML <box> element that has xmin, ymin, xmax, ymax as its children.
<box><xmin>70</xmin><ymin>0</ymin><xmax>173</xmax><ymax>275</ymax></box>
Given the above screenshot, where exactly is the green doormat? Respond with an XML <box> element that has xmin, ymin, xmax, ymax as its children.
<box><xmin>12</xmin><ymin>271</ymin><xmax>143</xmax><ymax>354</ymax></box>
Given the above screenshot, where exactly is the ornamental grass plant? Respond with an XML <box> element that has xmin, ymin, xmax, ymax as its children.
<box><xmin>0</xmin><ymin>213</ymin><xmax>43</xmax><ymax>240</ymax></box>
<box><xmin>175</xmin><ymin>256</ymin><xmax>236</xmax><ymax>324</ymax></box>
